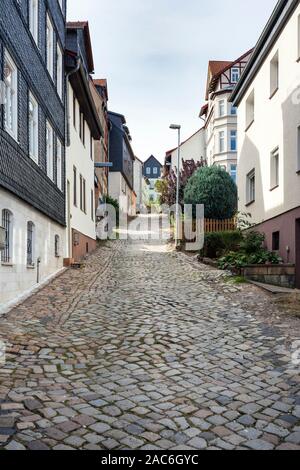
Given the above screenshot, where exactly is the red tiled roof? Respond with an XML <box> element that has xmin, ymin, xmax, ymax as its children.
<box><xmin>94</xmin><ymin>79</ymin><xmax>109</xmax><ymax>100</ymax></box>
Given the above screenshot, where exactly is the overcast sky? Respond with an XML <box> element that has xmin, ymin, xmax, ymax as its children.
<box><xmin>67</xmin><ymin>0</ymin><xmax>277</xmax><ymax>162</ymax></box>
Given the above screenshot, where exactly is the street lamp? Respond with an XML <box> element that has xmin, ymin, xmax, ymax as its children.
<box><xmin>169</xmin><ymin>124</ymin><xmax>181</xmax><ymax>248</ymax></box>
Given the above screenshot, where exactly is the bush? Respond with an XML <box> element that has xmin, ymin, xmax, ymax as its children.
<box><xmin>240</xmin><ymin>231</ymin><xmax>265</xmax><ymax>254</ymax></box>
<box><xmin>218</xmin><ymin>250</ymin><xmax>282</xmax><ymax>271</ymax></box>
<box><xmin>202</xmin><ymin>231</ymin><xmax>243</xmax><ymax>259</ymax></box>
<box><xmin>184</xmin><ymin>166</ymin><xmax>237</xmax><ymax>219</ymax></box>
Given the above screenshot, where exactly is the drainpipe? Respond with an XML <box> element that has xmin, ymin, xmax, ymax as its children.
<box><xmin>65</xmin><ymin>57</ymin><xmax>81</xmax><ymax>147</ymax></box>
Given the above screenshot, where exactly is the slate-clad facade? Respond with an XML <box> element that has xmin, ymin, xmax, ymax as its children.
<box><xmin>0</xmin><ymin>0</ymin><xmax>66</xmax><ymax>224</ymax></box>
<box><xmin>0</xmin><ymin>0</ymin><xmax>67</xmax><ymax>308</ymax></box>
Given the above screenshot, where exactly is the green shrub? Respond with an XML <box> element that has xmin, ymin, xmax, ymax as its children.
<box><xmin>218</xmin><ymin>250</ymin><xmax>282</xmax><ymax>271</ymax></box>
<box><xmin>184</xmin><ymin>166</ymin><xmax>237</xmax><ymax>219</ymax></box>
<box><xmin>240</xmin><ymin>231</ymin><xmax>265</xmax><ymax>254</ymax></box>
<box><xmin>202</xmin><ymin>231</ymin><xmax>243</xmax><ymax>259</ymax></box>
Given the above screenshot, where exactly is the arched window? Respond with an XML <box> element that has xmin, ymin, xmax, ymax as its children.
<box><xmin>27</xmin><ymin>221</ymin><xmax>35</xmax><ymax>266</ymax></box>
<box><xmin>1</xmin><ymin>209</ymin><xmax>13</xmax><ymax>263</ymax></box>
<box><xmin>54</xmin><ymin>234</ymin><xmax>60</xmax><ymax>257</ymax></box>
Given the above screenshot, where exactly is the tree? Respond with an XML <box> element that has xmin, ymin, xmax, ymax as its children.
<box><xmin>157</xmin><ymin>158</ymin><xmax>207</xmax><ymax>206</ymax></box>
<box><xmin>183</xmin><ymin>166</ymin><xmax>237</xmax><ymax>220</ymax></box>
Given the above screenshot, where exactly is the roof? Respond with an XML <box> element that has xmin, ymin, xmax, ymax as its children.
<box><xmin>205</xmin><ymin>49</ymin><xmax>253</xmax><ymax>99</ymax></box>
<box><xmin>94</xmin><ymin>79</ymin><xmax>109</xmax><ymax>101</ymax></box>
<box><xmin>165</xmin><ymin>127</ymin><xmax>205</xmax><ymax>155</ymax></box>
<box><xmin>143</xmin><ymin>155</ymin><xmax>163</xmax><ymax>167</ymax></box>
<box><xmin>231</xmin><ymin>0</ymin><xmax>298</xmax><ymax>106</ymax></box>
<box><xmin>199</xmin><ymin>103</ymin><xmax>208</xmax><ymax>118</ymax></box>
<box><xmin>67</xmin><ymin>21</ymin><xmax>94</xmax><ymax>73</ymax></box>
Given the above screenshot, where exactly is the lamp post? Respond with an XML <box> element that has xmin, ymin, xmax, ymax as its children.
<box><xmin>169</xmin><ymin>124</ymin><xmax>181</xmax><ymax>247</ymax></box>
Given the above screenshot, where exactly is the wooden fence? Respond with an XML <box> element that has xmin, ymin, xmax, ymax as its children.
<box><xmin>204</xmin><ymin>218</ymin><xmax>236</xmax><ymax>233</ymax></box>
<box><xmin>182</xmin><ymin>218</ymin><xmax>237</xmax><ymax>242</ymax></box>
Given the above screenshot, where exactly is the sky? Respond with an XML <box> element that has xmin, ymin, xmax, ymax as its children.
<box><xmin>67</xmin><ymin>0</ymin><xmax>277</xmax><ymax>163</ymax></box>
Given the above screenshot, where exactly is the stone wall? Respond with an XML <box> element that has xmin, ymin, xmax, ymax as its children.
<box><xmin>242</xmin><ymin>264</ymin><xmax>295</xmax><ymax>289</ymax></box>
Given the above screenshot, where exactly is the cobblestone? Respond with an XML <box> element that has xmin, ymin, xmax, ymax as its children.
<box><xmin>0</xmin><ymin>219</ymin><xmax>299</xmax><ymax>450</ymax></box>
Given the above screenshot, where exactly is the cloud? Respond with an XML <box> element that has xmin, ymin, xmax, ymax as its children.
<box><xmin>67</xmin><ymin>0</ymin><xmax>277</xmax><ymax>161</ymax></box>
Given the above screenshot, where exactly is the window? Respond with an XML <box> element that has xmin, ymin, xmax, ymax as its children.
<box><xmin>230</xmin><ymin>130</ymin><xmax>237</xmax><ymax>151</ymax></box>
<box><xmin>231</xmin><ymin>105</ymin><xmax>237</xmax><ymax>115</ymax></box>
<box><xmin>272</xmin><ymin>231</ymin><xmax>280</xmax><ymax>251</ymax></box>
<box><xmin>91</xmin><ymin>189</ymin><xmax>94</xmax><ymax>221</ymax></box>
<box><xmin>219</xmin><ymin>131</ymin><xmax>225</xmax><ymax>153</ymax></box>
<box><xmin>73</xmin><ymin>92</ymin><xmax>77</xmax><ymax>129</ymax></box>
<box><xmin>219</xmin><ymin>100</ymin><xmax>225</xmax><ymax>117</ymax></box>
<box><xmin>79</xmin><ymin>112</ymin><xmax>85</xmax><ymax>144</ymax></box>
<box><xmin>4</xmin><ymin>51</ymin><xmax>18</xmax><ymax>140</ymax></box>
<box><xmin>54</xmin><ymin>234</ymin><xmax>60</xmax><ymax>257</ymax></box>
<box><xmin>83</xmin><ymin>179</ymin><xmax>86</xmax><ymax>213</ymax></box>
<box><xmin>56</xmin><ymin>139</ymin><xmax>62</xmax><ymax>190</ymax></box>
<box><xmin>90</xmin><ymin>132</ymin><xmax>93</xmax><ymax>160</ymax></box>
<box><xmin>73</xmin><ymin>166</ymin><xmax>77</xmax><ymax>206</ymax></box>
<box><xmin>46</xmin><ymin>122</ymin><xmax>54</xmax><ymax>181</ymax></box>
<box><xmin>80</xmin><ymin>174</ymin><xmax>83</xmax><ymax>210</ymax></box>
<box><xmin>1</xmin><ymin>209</ymin><xmax>13</xmax><ymax>264</ymax></box>
<box><xmin>153</xmin><ymin>167</ymin><xmax>158</xmax><ymax>175</ymax></box>
<box><xmin>146</xmin><ymin>167</ymin><xmax>151</xmax><ymax>175</ymax></box>
<box><xmin>27</xmin><ymin>221</ymin><xmax>35</xmax><ymax>267</ymax></box>
<box><xmin>231</xmin><ymin>67</ymin><xmax>240</xmax><ymax>83</ymax></box>
<box><xmin>29</xmin><ymin>93</ymin><xmax>38</xmax><ymax>163</ymax></box>
<box><xmin>270</xmin><ymin>147</ymin><xmax>279</xmax><ymax>189</ymax></box>
<box><xmin>29</xmin><ymin>0</ymin><xmax>38</xmax><ymax>44</ymax></box>
<box><xmin>246</xmin><ymin>169</ymin><xmax>255</xmax><ymax>204</ymax></box>
<box><xmin>56</xmin><ymin>44</ymin><xmax>63</xmax><ymax>100</ymax></box>
<box><xmin>270</xmin><ymin>51</ymin><xmax>279</xmax><ymax>97</ymax></box>
<box><xmin>46</xmin><ymin>14</ymin><xmax>54</xmax><ymax>79</ymax></box>
<box><xmin>230</xmin><ymin>164</ymin><xmax>237</xmax><ymax>184</ymax></box>
<box><xmin>246</xmin><ymin>90</ymin><xmax>255</xmax><ymax>130</ymax></box>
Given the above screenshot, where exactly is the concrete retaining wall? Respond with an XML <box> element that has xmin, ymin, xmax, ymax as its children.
<box><xmin>242</xmin><ymin>264</ymin><xmax>295</xmax><ymax>288</ymax></box>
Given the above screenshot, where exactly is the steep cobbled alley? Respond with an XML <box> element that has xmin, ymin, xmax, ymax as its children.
<box><xmin>0</xmin><ymin>217</ymin><xmax>299</xmax><ymax>450</ymax></box>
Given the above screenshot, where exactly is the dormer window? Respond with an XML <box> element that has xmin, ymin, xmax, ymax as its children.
<box><xmin>231</xmin><ymin>67</ymin><xmax>240</xmax><ymax>83</ymax></box>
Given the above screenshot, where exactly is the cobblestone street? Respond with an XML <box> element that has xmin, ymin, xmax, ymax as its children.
<box><xmin>0</xmin><ymin>217</ymin><xmax>300</xmax><ymax>450</ymax></box>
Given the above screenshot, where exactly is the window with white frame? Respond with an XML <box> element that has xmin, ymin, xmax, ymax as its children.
<box><xmin>219</xmin><ymin>100</ymin><xmax>225</xmax><ymax>117</ymax></box>
<box><xmin>231</xmin><ymin>67</ymin><xmax>240</xmax><ymax>83</ymax></box>
<box><xmin>219</xmin><ymin>131</ymin><xmax>225</xmax><ymax>153</ymax></box>
<box><xmin>56</xmin><ymin>44</ymin><xmax>63</xmax><ymax>99</ymax></box>
<box><xmin>230</xmin><ymin>105</ymin><xmax>237</xmax><ymax>115</ymax></box>
<box><xmin>4</xmin><ymin>51</ymin><xmax>18</xmax><ymax>140</ymax></box>
<box><xmin>56</xmin><ymin>139</ymin><xmax>62</xmax><ymax>190</ymax></box>
<box><xmin>153</xmin><ymin>167</ymin><xmax>158</xmax><ymax>175</ymax></box>
<box><xmin>270</xmin><ymin>147</ymin><xmax>279</xmax><ymax>189</ymax></box>
<box><xmin>1</xmin><ymin>209</ymin><xmax>13</xmax><ymax>264</ymax></box>
<box><xmin>29</xmin><ymin>0</ymin><xmax>39</xmax><ymax>45</ymax></box>
<box><xmin>27</xmin><ymin>221</ymin><xmax>35</xmax><ymax>266</ymax></box>
<box><xmin>29</xmin><ymin>93</ymin><xmax>39</xmax><ymax>163</ymax></box>
<box><xmin>270</xmin><ymin>51</ymin><xmax>279</xmax><ymax>97</ymax></box>
<box><xmin>230</xmin><ymin>164</ymin><xmax>237</xmax><ymax>184</ymax></box>
<box><xmin>230</xmin><ymin>130</ymin><xmax>237</xmax><ymax>151</ymax></box>
<box><xmin>246</xmin><ymin>90</ymin><xmax>255</xmax><ymax>130</ymax></box>
<box><xmin>246</xmin><ymin>169</ymin><xmax>255</xmax><ymax>204</ymax></box>
<box><xmin>146</xmin><ymin>167</ymin><xmax>151</xmax><ymax>175</ymax></box>
<box><xmin>46</xmin><ymin>122</ymin><xmax>54</xmax><ymax>180</ymax></box>
<box><xmin>46</xmin><ymin>14</ymin><xmax>54</xmax><ymax>79</ymax></box>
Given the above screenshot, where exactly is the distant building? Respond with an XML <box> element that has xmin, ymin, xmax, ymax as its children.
<box><xmin>200</xmin><ymin>50</ymin><xmax>253</xmax><ymax>181</ymax></box>
<box><xmin>91</xmin><ymin>79</ymin><xmax>109</xmax><ymax>209</ymax></box>
<box><xmin>108</xmin><ymin>111</ymin><xmax>136</xmax><ymax>215</ymax></box>
<box><xmin>0</xmin><ymin>0</ymin><xmax>67</xmax><ymax>307</ymax></box>
<box><xmin>65</xmin><ymin>22</ymin><xmax>103</xmax><ymax>262</ymax></box>
<box><xmin>134</xmin><ymin>157</ymin><xmax>144</xmax><ymax>213</ymax></box>
<box><xmin>143</xmin><ymin>155</ymin><xmax>162</xmax><ymax>205</ymax></box>
<box><xmin>164</xmin><ymin>128</ymin><xmax>206</xmax><ymax>175</ymax></box>
<box><xmin>231</xmin><ymin>0</ymin><xmax>300</xmax><ymax>288</ymax></box>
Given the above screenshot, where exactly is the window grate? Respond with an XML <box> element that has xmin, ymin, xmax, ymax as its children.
<box><xmin>1</xmin><ymin>210</ymin><xmax>11</xmax><ymax>263</ymax></box>
<box><xmin>27</xmin><ymin>222</ymin><xmax>34</xmax><ymax>266</ymax></box>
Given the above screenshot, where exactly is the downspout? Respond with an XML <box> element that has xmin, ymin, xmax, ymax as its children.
<box><xmin>65</xmin><ymin>57</ymin><xmax>81</xmax><ymax>147</ymax></box>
